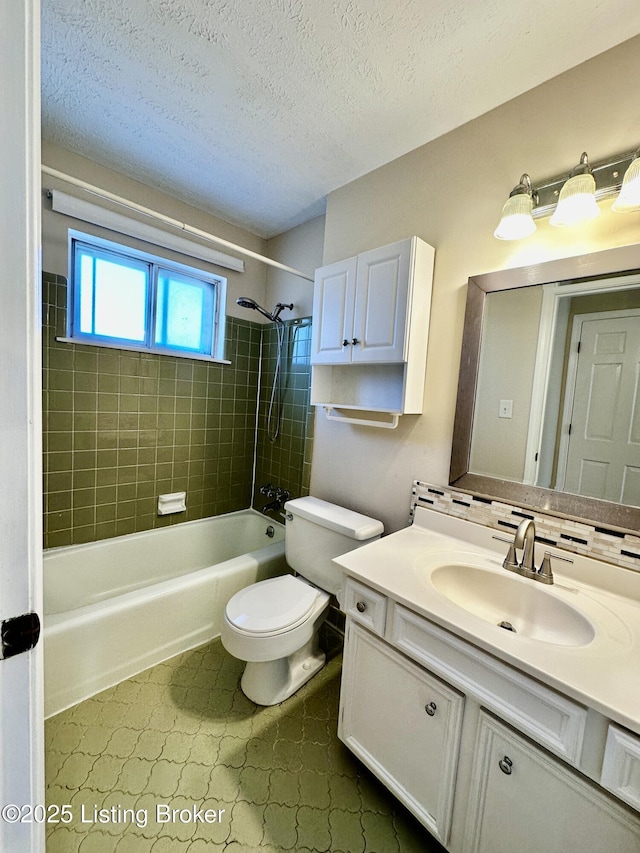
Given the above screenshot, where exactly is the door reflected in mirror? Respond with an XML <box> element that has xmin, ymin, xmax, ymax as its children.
<box><xmin>449</xmin><ymin>243</ymin><xmax>640</xmax><ymax>531</ymax></box>
<box><xmin>470</xmin><ymin>274</ymin><xmax>640</xmax><ymax>507</ymax></box>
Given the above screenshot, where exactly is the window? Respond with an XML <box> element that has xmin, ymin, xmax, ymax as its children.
<box><xmin>67</xmin><ymin>232</ymin><xmax>226</xmax><ymax>360</ymax></box>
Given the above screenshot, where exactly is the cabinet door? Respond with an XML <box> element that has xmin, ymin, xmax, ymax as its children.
<box><xmin>352</xmin><ymin>238</ymin><xmax>411</xmax><ymax>363</ymax></box>
<box><xmin>464</xmin><ymin>712</ymin><xmax>640</xmax><ymax>853</ymax></box>
<box><xmin>339</xmin><ymin>620</ymin><xmax>464</xmax><ymax>846</ymax></box>
<box><xmin>311</xmin><ymin>256</ymin><xmax>357</xmax><ymax>364</ymax></box>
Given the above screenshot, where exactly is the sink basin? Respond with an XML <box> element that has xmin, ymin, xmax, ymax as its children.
<box><xmin>430</xmin><ymin>563</ymin><xmax>595</xmax><ymax>646</ymax></box>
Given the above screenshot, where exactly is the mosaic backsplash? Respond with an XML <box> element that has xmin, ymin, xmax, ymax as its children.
<box><xmin>411</xmin><ymin>481</ymin><xmax>640</xmax><ymax>573</ymax></box>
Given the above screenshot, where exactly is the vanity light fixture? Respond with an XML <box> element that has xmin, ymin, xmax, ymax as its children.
<box><xmin>549</xmin><ymin>152</ymin><xmax>600</xmax><ymax>227</ymax></box>
<box><xmin>611</xmin><ymin>149</ymin><xmax>640</xmax><ymax>213</ymax></box>
<box><xmin>493</xmin><ymin>174</ymin><xmax>537</xmax><ymax>241</ymax></box>
<box><xmin>494</xmin><ymin>147</ymin><xmax>640</xmax><ymax>240</ymax></box>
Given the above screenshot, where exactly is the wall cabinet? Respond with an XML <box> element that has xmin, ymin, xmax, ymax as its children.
<box><xmin>310</xmin><ymin>237</ymin><xmax>434</xmax><ymax>428</ymax></box>
<box><xmin>338</xmin><ymin>579</ymin><xmax>640</xmax><ymax>853</ymax></box>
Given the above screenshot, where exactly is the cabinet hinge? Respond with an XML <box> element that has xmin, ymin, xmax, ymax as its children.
<box><xmin>1</xmin><ymin>612</ymin><xmax>41</xmax><ymax>660</ymax></box>
<box><xmin>577</xmin><ymin>340</ymin><xmax>581</xmax><ymax>353</ymax></box>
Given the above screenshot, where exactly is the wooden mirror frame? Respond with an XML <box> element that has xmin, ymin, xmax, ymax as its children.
<box><xmin>450</xmin><ymin>242</ymin><xmax>640</xmax><ymax>532</ymax></box>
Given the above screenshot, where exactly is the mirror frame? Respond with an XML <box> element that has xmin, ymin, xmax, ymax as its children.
<box><xmin>450</xmin><ymin>242</ymin><xmax>640</xmax><ymax>532</ymax></box>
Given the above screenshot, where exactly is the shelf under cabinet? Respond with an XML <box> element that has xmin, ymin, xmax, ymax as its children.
<box><xmin>311</xmin><ymin>362</ymin><xmax>423</xmax><ymax>428</ymax></box>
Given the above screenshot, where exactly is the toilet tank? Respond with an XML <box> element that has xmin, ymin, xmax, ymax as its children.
<box><xmin>284</xmin><ymin>497</ymin><xmax>383</xmax><ymax>596</ymax></box>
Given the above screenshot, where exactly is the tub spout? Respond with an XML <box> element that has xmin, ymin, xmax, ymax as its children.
<box><xmin>261</xmin><ymin>500</ymin><xmax>283</xmax><ymax>515</ymax></box>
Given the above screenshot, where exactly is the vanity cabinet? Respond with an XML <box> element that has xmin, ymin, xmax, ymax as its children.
<box><xmin>310</xmin><ymin>237</ymin><xmax>434</xmax><ymax>427</ymax></box>
<box><xmin>338</xmin><ymin>578</ymin><xmax>640</xmax><ymax>853</ymax></box>
<box><xmin>601</xmin><ymin>724</ymin><xmax>640</xmax><ymax>811</ymax></box>
<box><xmin>340</xmin><ymin>620</ymin><xmax>464</xmax><ymax>845</ymax></box>
<box><xmin>464</xmin><ymin>713</ymin><xmax>640</xmax><ymax>853</ymax></box>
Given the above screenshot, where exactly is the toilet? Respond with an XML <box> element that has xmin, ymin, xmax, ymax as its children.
<box><xmin>221</xmin><ymin>496</ymin><xmax>383</xmax><ymax>705</ymax></box>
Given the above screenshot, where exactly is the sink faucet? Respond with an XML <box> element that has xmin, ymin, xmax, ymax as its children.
<box><xmin>496</xmin><ymin>520</ymin><xmax>573</xmax><ymax>585</ymax></box>
<box><xmin>513</xmin><ymin>519</ymin><xmax>537</xmax><ymax>577</ymax></box>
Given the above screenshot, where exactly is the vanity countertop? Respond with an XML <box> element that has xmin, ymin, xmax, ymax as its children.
<box><xmin>334</xmin><ymin>506</ymin><xmax>640</xmax><ymax>736</ymax></box>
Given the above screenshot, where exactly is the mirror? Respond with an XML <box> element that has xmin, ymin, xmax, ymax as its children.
<box><xmin>450</xmin><ymin>243</ymin><xmax>640</xmax><ymax>531</ymax></box>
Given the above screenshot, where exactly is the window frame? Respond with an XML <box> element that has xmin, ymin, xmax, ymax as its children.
<box><xmin>64</xmin><ymin>230</ymin><xmax>228</xmax><ymax>362</ymax></box>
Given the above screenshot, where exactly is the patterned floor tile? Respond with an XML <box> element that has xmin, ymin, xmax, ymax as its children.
<box><xmin>46</xmin><ymin>638</ymin><xmax>445</xmax><ymax>851</ymax></box>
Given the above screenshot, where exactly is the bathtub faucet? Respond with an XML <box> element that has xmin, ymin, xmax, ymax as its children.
<box><xmin>261</xmin><ymin>499</ymin><xmax>284</xmax><ymax>515</ymax></box>
<box><xmin>259</xmin><ymin>484</ymin><xmax>291</xmax><ymax>515</ymax></box>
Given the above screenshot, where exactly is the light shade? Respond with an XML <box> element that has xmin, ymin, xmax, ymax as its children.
<box><xmin>549</xmin><ymin>153</ymin><xmax>600</xmax><ymax>227</ymax></box>
<box><xmin>612</xmin><ymin>153</ymin><xmax>640</xmax><ymax>213</ymax></box>
<box><xmin>494</xmin><ymin>174</ymin><xmax>536</xmax><ymax>241</ymax></box>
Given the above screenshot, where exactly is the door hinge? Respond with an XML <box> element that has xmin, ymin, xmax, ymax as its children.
<box><xmin>1</xmin><ymin>612</ymin><xmax>41</xmax><ymax>660</ymax></box>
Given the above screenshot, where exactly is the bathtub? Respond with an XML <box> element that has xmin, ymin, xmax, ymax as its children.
<box><xmin>43</xmin><ymin>510</ymin><xmax>286</xmax><ymax>718</ymax></box>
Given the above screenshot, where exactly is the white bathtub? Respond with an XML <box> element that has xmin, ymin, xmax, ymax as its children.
<box><xmin>43</xmin><ymin>510</ymin><xmax>286</xmax><ymax>718</ymax></box>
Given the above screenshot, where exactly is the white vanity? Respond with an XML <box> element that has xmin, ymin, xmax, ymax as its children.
<box><xmin>334</xmin><ymin>506</ymin><xmax>640</xmax><ymax>852</ymax></box>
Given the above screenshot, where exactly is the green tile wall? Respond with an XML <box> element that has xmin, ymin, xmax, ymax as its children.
<box><xmin>42</xmin><ymin>273</ymin><xmax>264</xmax><ymax>548</ymax></box>
<box><xmin>254</xmin><ymin>319</ymin><xmax>314</xmax><ymax>514</ymax></box>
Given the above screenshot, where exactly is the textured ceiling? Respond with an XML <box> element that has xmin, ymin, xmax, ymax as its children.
<box><xmin>41</xmin><ymin>0</ymin><xmax>640</xmax><ymax>239</ymax></box>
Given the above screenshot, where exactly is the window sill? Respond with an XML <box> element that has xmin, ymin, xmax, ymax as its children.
<box><xmin>55</xmin><ymin>337</ymin><xmax>232</xmax><ymax>365</ymax></box>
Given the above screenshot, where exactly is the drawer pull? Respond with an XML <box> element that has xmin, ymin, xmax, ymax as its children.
<box><xmin>499</xmin><ymin>756</ymin><xmax>513</xmax><ymax>775</ymax></box>
<box><xmin>425</xmin><ymin>701</ymin><xmax>437</xmax><ymax>717</ymax></box>
<box><xmin>356</xmin><ymin>601</ymin><xmax>367</xmax><ymax>613</ymax></box>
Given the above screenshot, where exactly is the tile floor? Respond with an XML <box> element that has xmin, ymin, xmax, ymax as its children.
<box><xmin>45</xmin><ymin>639</ymin><xmax>445</xmax><ymax>852</ymax></box>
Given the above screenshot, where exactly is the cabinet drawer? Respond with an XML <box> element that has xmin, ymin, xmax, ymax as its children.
<box><xmin>391</xmin><ymin>603</ymin><xmax>588</xmax><ymax>765</ymax></box>
<box><xmin>342</xmin><ymin>578</ymin><xmax>387</xmax><ymax>635</ymax></box>
<box><xmin>601</xmin><ymin>725</ymin><xmax>640</xmax><ymax>812</ymax></box>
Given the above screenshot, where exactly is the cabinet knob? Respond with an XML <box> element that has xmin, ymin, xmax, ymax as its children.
<box><xmin>351</xmin><ymin>337</ymin><xmax>360</xmax><ymax>346</ymax></box>
<box><xmin>356</xmin><ymin>601</ymin><xmax>367</xmax><ymax>613</ymax></box>
<box><xmin>342</xmin><ymin>339</ymin><xmax>350</xmax><ymax>347</ymax></box>
<box><xmin>498</xmin><ymin>756</ymin><xmax>513</xmax><ymax>775</ymax></box>
<box><xmin>425</xmin><ymin>701</ymin><xmax>437</xmax><ymax>716</ymax></box>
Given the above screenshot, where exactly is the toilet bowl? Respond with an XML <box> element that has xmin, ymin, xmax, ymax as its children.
<box><xmin>221</xmin><ymin>497</ymin><xmax>383</xmax><ymax>705</ymax></box>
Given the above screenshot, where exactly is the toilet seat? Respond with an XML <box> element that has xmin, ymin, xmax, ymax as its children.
<box><xmin>226</xmin><ymin>575</ymin><xmax>320</xmax><ymax>636</ymax></box>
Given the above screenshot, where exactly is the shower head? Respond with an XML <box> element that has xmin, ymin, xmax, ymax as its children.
<box><xmin>236</xmin><ymin>297</ymin><xmax>293</xmax><ymax>322</ymax></box>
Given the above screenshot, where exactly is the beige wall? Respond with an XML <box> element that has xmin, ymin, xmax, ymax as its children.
<box><xmin>469</xmin><ymin>286</ymin><xmax>543</xmax><ymax>481</ymax></box>
<box><xmin>41</xmin><ymin>141</ymin><xmax>269</xmax><ymax>322</ymax></box>
<box><xmin>310</xmin><ymin>35</ymin><xmax>640</xmax><ymax>532</ymax></box>
<box><xmin>265</xmin><ymin>215</ymin><xmax>325</xmax><ymax>320</ymax></box>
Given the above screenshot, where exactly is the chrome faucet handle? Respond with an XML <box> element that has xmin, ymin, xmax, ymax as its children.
<box><xmin>492</xmin><ymin>535</ymin><xmax>519</xmax><ymax>572</ymax></box>
<box><xmin>537</xmin><ymin>551</ymin><xmax>574</xmax><ymax>585</ymax></box>
<box><xmin>503</xmin><ymin>543</ymin><xmax>519</xmax><ymax>572</ymax></box>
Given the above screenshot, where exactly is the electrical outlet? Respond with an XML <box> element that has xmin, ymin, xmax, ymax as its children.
<box><xmin>499</xmin><ymin>399</ymin><xmax>513</xmax><ymax>419</ymax></box>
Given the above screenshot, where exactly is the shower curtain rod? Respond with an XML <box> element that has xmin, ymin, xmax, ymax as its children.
<box><xmin>41</xmin><ymin>166</ymin><xmax>315</xmax><ymax>282</ymax></box>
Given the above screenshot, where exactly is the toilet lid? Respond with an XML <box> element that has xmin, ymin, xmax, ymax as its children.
<box><xmin>226</xmin><ymin>575</ymin><xmax>319</xmax><ymax>635</ymax></box>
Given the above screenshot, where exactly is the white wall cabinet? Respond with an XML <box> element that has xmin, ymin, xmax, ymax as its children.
<box><xmin>338</xmin><ymin>578</ymin><xmax>640</xmax><ymax>853</ymax></box>
<box><xmin>310</xmin><ymin>237</ymin><xmax>434</xmax><ymax>427</ymax></box>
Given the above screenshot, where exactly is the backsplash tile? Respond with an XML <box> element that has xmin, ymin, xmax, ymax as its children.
<box><xmin>411</xmin><ymin>480</ymin><xmax>640</xmax><ymax>573</ymax></box>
